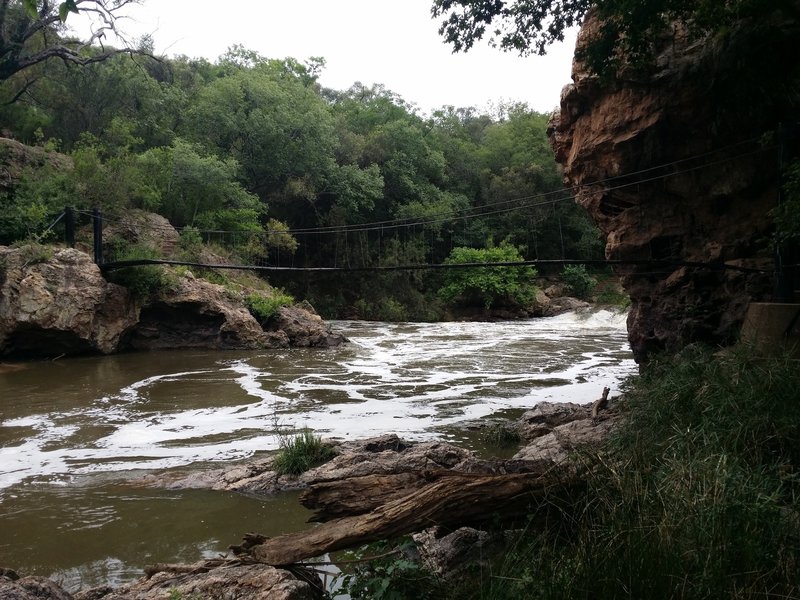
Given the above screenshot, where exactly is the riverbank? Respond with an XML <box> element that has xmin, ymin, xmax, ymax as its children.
<box><xmin>5</xmin><ymin>344</ymin><xmax>797</xmax><ymax>599</ymax></box>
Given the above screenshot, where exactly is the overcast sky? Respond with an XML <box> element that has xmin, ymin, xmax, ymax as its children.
<box><xmin>85</xmin><ymin>0</ymin><xmax>577</xmax><ymax>115</ymax></box>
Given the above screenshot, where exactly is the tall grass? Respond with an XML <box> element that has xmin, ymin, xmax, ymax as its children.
<box><xmin>453</xmin><ymin>345</ymin><xmax>800</xmax><ymax>599</ymax></box>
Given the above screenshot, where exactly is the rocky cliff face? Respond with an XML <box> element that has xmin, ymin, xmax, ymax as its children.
<box><xmin>549</xmin><ymin>13</ymin><xmax>799</xmax><ymax>362</ymax></box>
<box><xmin>0</xmin><ymin>245</ymin><xmax>345</xmax><ymax>359</ymax></box>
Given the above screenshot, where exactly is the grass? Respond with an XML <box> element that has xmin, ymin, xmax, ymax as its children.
<box><xmin>480</xmin><ymin>423</ymin><xmax>522</xmax><ymax>448</ymax></box>
<box><xmin>246</xmin><ymin>291</ymin><xmax>294</xmax><ymax>325</ymax></box>
<box><xmin>273</xmin><ymin>428</ymin><xmax>337</xmax><ymax>476</ymax></box>
<box><xmin>455</xmin><ymin>344</ymin><xmax>800</xmax><ymax>599</ymax></box>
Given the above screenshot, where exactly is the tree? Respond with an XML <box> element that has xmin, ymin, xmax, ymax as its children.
<box><xmin>431</xmin><ymin>0</ymin><xmax>798</xmax><ymax>74</ymax></box>
<box><xmin>438</xmin><ymin>242</ymin><xmax>537</xmax><ymax>309</ymax></box>
<box><xmin>0</xmin><ymin>0</ymin><xmax>142</xmax><ymax>85</ymax></box>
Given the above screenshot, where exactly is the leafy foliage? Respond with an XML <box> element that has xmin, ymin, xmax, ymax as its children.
<box><xmin>245</xmin><ymin>292</ymin><xmax>293</xmax><ymax>325</ymax></box>
<box><xmin>431</xmin><ymin>0</ymin><xmax>792</xmax><ymax>75</ymax></box>
<box><xmin>439</xmin><ymin>242</ymin><xmax>537</xmax><ymax>309</ymax></box>
<box><xmin>560</xmin><ymin>264</ymin><xmax>596</xmax><ymax>299</ymax></box>
<box><xmin>105</xmin><ymin>239</ymin><xmax>171</xmax><ymax>301</ymax></box>
<box><xmin>335</xmin><ymin>539</ymin><xmax>441</xmax><ymax>600</ymax></box>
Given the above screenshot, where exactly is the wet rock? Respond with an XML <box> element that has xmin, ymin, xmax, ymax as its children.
<box><xmin>267</xmin><ymin>305</ymin><xmax>347</xmax><ymax>348</ymax></box>
<box><xmin>543</xmin><ymin>297</ymin><xmax>590</xmax><ymax>316</ymax></box>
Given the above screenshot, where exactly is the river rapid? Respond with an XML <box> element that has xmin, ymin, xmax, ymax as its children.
<box><xmin>0</xmin><ymin>308</ymin><xmax>635</xmax><ymax>591</ymax></box>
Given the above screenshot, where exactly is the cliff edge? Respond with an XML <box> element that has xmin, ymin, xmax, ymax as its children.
<box><xmin>549</xmin><ymin>10</ymin><xmax>800</xmax><ymax>362</ymax></box>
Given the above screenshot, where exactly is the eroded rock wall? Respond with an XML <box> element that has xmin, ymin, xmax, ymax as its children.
<box><xmin>549</xmin><ymin>12</ymin><xmax>799</xmax><ymax>362</ymax></box>
<box><xmin>0</xmin><ymin>245</ymin><xmax>345</xmax><ymax>359</ymax></box>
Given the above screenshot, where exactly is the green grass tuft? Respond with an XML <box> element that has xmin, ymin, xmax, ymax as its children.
<box><xmin>273</xmin><ymin>428</ymin><xmax>336</xmax><ymax>476</ymax></box>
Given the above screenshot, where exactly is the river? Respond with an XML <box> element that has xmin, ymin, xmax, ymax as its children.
<box><xmin>0</xmin><ymin>308</ymin><xmax>635</xmax><ymax>591</ymax></box>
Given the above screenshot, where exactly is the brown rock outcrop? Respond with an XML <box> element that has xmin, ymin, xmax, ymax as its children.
<box><xmin>0</xmin><ymin>246</ymin><xmax>138</xmax><ymax>357</ymax></box>
<box><xmin>549</xmin><ymin>12</ymin><xmax>799</xmax><ymax>362</ymax></box>
<box><xmin>0</xmin><ymin>245</ymin><xmax>345</xmax><ymax>359</ymax></box>
<box><xmin>122</xmin><ymin>272</ymin><xmax>277</xmax><ymax>351</ymax></box>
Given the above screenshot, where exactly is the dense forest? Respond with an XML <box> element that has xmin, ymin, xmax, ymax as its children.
<box><xmin>0</xmin><ymin>4</ymin><xmax>602</xmax><ymax>319</ymax></box>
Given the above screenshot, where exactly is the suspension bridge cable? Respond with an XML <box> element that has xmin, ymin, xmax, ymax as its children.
<box><xmin>75</xmin><ymin>135</ymin><xmax>774</xmax><ymax>239</ymax></box>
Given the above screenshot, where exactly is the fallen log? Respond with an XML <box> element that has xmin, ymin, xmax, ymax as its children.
<box><xmin>253</xmin><ymin>467</ymin><xmax>579</xmax><ymax>566</ymax></box>
<box><xmin>299</xmin><ymin>471</ymin><xmax>431</xmax><ymax>522</ymax></box>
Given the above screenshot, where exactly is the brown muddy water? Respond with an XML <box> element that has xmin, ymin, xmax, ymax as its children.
<box><xmin>0</xmin><ymin>309</ymin><xmax>635</xmax><ymax>591</ymax></box>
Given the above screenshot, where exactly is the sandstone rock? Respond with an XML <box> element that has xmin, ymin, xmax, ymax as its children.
<box><xmin>101</xmin><ymin>210</ymin><xmax>180</xmax><ymax>258</ymax></box>
<box><xmin>122</xmin><ymin>275</ymin><xmax>274</xmax><ymax>351</ymax></box>
<box><xmin>0</xmin><ymin>246</ymin><xmax>138</xmax><ymax>358</ymax></box>
<box><xmin>548</xmin><ymin>12</ymin><xmax>786</xmax><ymax>362</ymax></box>
<box><xmin>75</xmin><ymin>562</ymin><xmax>321</xmax><ymax>600</ymax></box>
<box><xmin>267</xmin><ymin>306</ymin><xmax>347</xmax><ymax>348</ymax></box>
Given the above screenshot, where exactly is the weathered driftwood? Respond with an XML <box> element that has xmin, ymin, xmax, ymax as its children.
<box><xmin>299</xmin><ymin>471</ymin><xmax>430</xmax><ymax>522</ymax></box>
<box><xmin>253</xmin><ymin>468</ymin><xmax>577</xmax><ymax>566</ymax></box>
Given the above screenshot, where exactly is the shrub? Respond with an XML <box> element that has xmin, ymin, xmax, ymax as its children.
<box><xmin>273</xmin><ymin>428</ymin><xmax>336</xmax><ymax>476</ymax></box>
<box><xmin>106</xmin><ymin>239</ymin><xmax>170</xmax><ymax>301</ymax></box>
<box><xmin>560</xmin><ymin>264</ymin><xmax>596</xmax><ymax>299</ymax></box>
<box><xmin>438</xmin><ymin>242</ymin><xmax>537</xmax><ymax>309</ymax></box>
<box><xmin>335</xmin><ymin>539</ymin><xmax>441</xmax><ymax>600</ymax></box>
<box><xmin>245</xmin><ymin>292</ymin><xmax>293</xmax><ymax>324</ymax></box>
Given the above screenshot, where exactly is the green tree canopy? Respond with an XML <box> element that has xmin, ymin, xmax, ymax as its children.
<box><xmin>431</xmin><ymin>0</ymin><xmax>798</xmax><ymax>74</ymax></box>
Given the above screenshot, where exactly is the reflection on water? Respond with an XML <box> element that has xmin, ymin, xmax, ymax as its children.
<box><xmin>0</xmin><ymin>309</ymin><xmax>635</xmax><ymax>589</ymax></box>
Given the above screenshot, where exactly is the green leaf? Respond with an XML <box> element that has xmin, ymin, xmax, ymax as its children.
<box><xmin>58</xmin><ymin>0</ymin><xmax>79</xmax><ymax>22</ymax></box>
<box><xmin>22</xmin><ymin>0</ymin><xmax>38</xmax><ymax>18</ymax></box>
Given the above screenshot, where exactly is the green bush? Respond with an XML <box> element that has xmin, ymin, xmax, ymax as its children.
<box><xmin>273</xmin><ymin>428</ymin><xmax>336</xmax><ymax>476</ymax></box>
<box><xmin>336</xmin><ymin>539</ymin><xmax>441</xmax><ymax>600</ymax></box>
<box><xmin>245</xmin><ymin>292</ymin><xmax>293</xmax><ymax>324</ymax></box>
<box><xmin>106</xmin><ymin>239</ymin><xmax>171</xmax><ymax>301</ymax></box>
<box><xmin>438</xmin><ymin>242</ymin><xmax>537</xmax><ymax>309</ymax></box>
<box><xmin>560</xmin><ymin>264</ymin><xmax>596</xmax><ymax>300</ymax></box>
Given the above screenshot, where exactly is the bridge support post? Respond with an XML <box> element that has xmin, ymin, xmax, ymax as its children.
<box><xmin>92</xmin><ymin>208</ymin><xmax>103</xmax><ymax>265</ymax></box>
<box><xmin>64</xmin><ymin>206</ymin><xmax>75</xmax><ymax>248</ymax></box>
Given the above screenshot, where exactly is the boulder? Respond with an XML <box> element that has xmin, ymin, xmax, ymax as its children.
<box><xmin>0</xmin><ymin>246</ymin><xmax>138</xmax><ymax>358</ymax></box>
<box><xmin>122</xmin><ymin>274</ymin><xmax>276</xmax><ymax>351</ymax></box>
<box><xmin>268</xmin><ymin>305</ymin><xmax>348</xmax><ymax>348</ymax></box>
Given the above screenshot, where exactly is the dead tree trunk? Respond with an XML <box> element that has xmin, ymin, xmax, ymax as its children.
<box><xmin>252</xmin><ymin>468</ymin><xmax>579</xmax><ymax>566</ymax></box>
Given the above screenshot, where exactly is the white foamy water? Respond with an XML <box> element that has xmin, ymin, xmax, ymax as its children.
<box><xmin>0</xmin><ymin>309</ymin><xmax>635</xmax><ymax>490</ymax></box>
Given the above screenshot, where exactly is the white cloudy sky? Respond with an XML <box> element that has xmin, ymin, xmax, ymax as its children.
<box><xmin>79</xmin><ymin>0</ymin><xmax>577</xmax><ymax>115</ymax></box>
